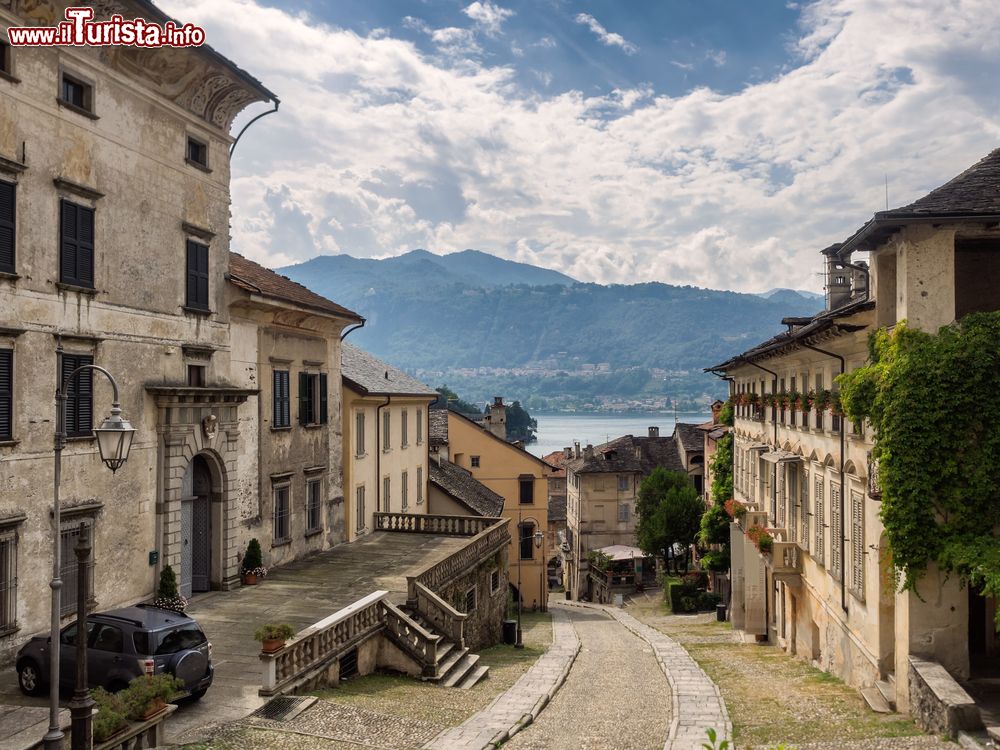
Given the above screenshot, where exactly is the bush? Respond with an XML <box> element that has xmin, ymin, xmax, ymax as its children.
<box><xmin>153</xmin><ymin>565</ymin><xmax>187</xmax><ymax>613</ymax></box>
<box><xmin>242</xmin><ymin>538</ymin><xmax>263</xmax><ymax>573</ymax></box>
<box><xmin>699</xmin><ymin>548</ymin><xmax>730</xmax><ymax>573</ymax></box>
<box><xmin>682</xmin><ymin>571</ymin><xmax>708</xmax><ymax>588</ymax></box>
<box><xmin>91</xmin><ymin>687</ymin><xmax>127</xmax><ymax>741</ymax></box>
<box><xmin>254</xmin><ymin>623</ymin><xmax>295</xmax><ymax>642</ymax></box>
<box><xmin>122</xmin><ymin>674</ymin><xmax>183</xmax><ymax>721</ymax></box>
<box><xmin>669</xmin><ymin>574</ymin><xmax>719</xmax><ymax>613</ymax></box>
<box><xmin>697</xmin><ymin>591</ymin><xmax>722</xmax><ymax>609</ymax></box>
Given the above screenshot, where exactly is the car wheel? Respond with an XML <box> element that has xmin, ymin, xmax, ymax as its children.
<box><xmin>190</xmin><ymin>688</ymin><xmax>208</xmax><ymax>701</ymax></box>
<box><xmin>17</xmin><ymin>660</ymin><xmax>46</xmax><ymax>696</ymax></box>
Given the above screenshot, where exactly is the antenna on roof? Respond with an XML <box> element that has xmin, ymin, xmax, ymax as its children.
<box><xmin>885</xmin><ymin>174</ymin><xmax>889</xmax><ymax>210</ymax></box>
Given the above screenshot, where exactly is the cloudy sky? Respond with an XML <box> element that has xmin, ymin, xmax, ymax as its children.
<box><xmin>162</xmin><ymin>0</ymin><xmax>1000</xmax><ymax>293</ymax></box>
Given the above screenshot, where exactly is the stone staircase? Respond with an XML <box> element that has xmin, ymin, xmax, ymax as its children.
<box><xmin>404</xmin><ymin>608</ymin><xmax>490</xmax><ymax>689</ymax></box>
<box><xmin>861</xmin><ymin>673</ymin><xmax>896</xmax><ymax>714</ymax></box>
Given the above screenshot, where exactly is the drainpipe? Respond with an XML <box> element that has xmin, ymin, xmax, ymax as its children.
<box><xmin>340</xmin><ymin>320</ymin><xmax>365</xmax><ymax>341</ymax></box>
<box><xmin>229</xmin><ymin>98</ymin><xmax>280</xmax><ymax>157</ymax></box>
<box><xmin>375</xmin><ymin>395</ymin><xmax>391</xmax><ymax>517</ymax></box>
<box><xmin>801</xmin><ymin>340</ymin><xmax>848</xmax><ymax>615</ymax></box>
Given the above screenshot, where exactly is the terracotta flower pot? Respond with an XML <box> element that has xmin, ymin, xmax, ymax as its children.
<box><xmin>261</xmin><ymin>638</ymin><xmax>285</xmax><ymax>654</ymax></box>
<box><xmin>141</xmin><ymin>699</ymin><xmax>167</xmax><ymax>721</ymax></box>
<box><xmin>243</xmin><ymin>573</ymin><xmax>258</xmax><ymax>586</ymax></box>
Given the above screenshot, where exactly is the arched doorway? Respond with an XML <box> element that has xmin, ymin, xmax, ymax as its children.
<box><xmin>180</xmin><ymin>455</ymin><xmax>214</xmax><ymax>597</ymax></box>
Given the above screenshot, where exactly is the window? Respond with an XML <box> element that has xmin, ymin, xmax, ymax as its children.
<box><xmin>60</xmin><ymin>521</ymin><xmax>95</xmax><ymax>616</ymax></box>
<box><xmin>185</xmin><ymin>240</ymin><xmax>209</xmax><ymax>311</ymax></box>
<box><xmin>813</xmin><ymin>475</ymin><xmax>825</xmax><ymax>566</ymax></box>
<box><xmin>0</xmin><ymin>179</ymin><xmax>14</xmax><ymax>274</ymax></box>
<box><xmin>382</xmin><ymin>410</ymin><xmax>390</xmax><ymax>451</ymax></box>
<box><xmin>186</xmin><ymin>136</ymin><xmax>208</xmax><ymax>168</ymax></box>
<box><xmin>850</xmin><ymin>489</ymin><xmax>865</xmax><ymax>600</ymax></box>
<box><xmin>91</xmin><ymin>623</ymin><xmax>124</xmax><ymax>653</ymax></box>
<box><xmin>401</xmin><ymin>410</ymin><xmax>408</xmax><ymax>447</ymax></box>
<box><xmin>0</xmin><ymin>527</ymin><xmax>17</xmax><ymax>633</ymax></box>
<box><xmin>382</xmin><ymin>476</ymin><xmax>390</xmax><ymax>513</ymax></box>
<box><xmin>60</xmin><ymin>71</ymin><xmax>93</xmax><ymax>112</ymax></box>
<box><xmin>298</xmin><ymin>372</ymin><xmax>327</xmax><ymax>425</ymax></box>
<box><xmin>59</xmin><ymin>200</ymin><xmax>94</xmax><ymax>288</ymax></box>
<box><xmin>0</xmin><ymin>349</ymin><xmax>11</xmax><ymax>440</ymax></box>
<box><xmin>490</xmin><ymin>568</ymin><xmax>500</xmax><ymax>594</ymax></box>
<box><xmin>618</xmin><ymin>503</ymin><xmax>630</xmax><ymax>523</ymax></box>
<box><xmin>416</xmin><ymin>409</ymin><xmax>423</xmax><ymax>444</ymax></box>
<box><xmin>355</xmin><ymin>486</ymin><xmax>366</xmax><ymax>532</ymax></box>
<box><xmin>401</xmin><ymin>471</ymin><xmax>409</xmax><ymax>510</ymax></box>
<box><xmin>273</xmin><ymin>485</ymin><xmax>290</xmax><ymax>542</ymax></box>
<box><xmin>61</xmin><ymin>353</ymin><xmax>93</xmax><ymax>437</ymax></box>
<box><xmin>272</xmin><ymin>370</ymin><xmax>290</xmax><ymax>428</ymax></box>
<box><xmin>464</xmin><ymin>586</ymin><xmax>476</xmax><ymax>613</ymax></box>
<box><xmin>186</xmin><ymin>364</ymin><xmax>205</xmax><ymax>387</ymax></box>
<box><xmin>471</xmin><ymin>456</ymin><xmax>481</xmax><ymax>468</ymax></box>
<box><xmin>306</xmin><ymin>479</ymin><xmax>322</xmax><ymax>533</ymax></box>
<box><xmin>618</xmin><ymin>475</ymin><xmax>629</xmax><ymax>492</ymax></box>
<box><xmin>416</xmin><ymin>467</ymin><xmax>423</xmax><ymax>504</ymax></box>
<box><xmin>830</xmin><ymin>482</ymin><xmax>842</xmax><ymax>581</ymax></box>
<box><xmin>355</xmin><ymin>412</ymin><xmax>365</xmax><ymax>456</ymax></box>
<box><xmin>519</xmin><ymin>522</ymin><xmax>535</xmax><ymax>560</ymax></box>
<box><xmin>519</xmin><ymin>476</ymin><xmax>534</xmax><ymax>504</ymax></box>
<box><xmin>0</xmin><ymin>40</ymin><xmax>11</xmax><ymax>76</ymax></box>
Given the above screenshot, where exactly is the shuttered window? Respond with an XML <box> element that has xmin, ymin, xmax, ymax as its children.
<box><xmin>355</xmin><ymin>486</ymin><xmax>366</xmax><ymax>532</ymax></box>
<box><xmin>401</xmin><ymin>470</ymin><xmax>409</xmax><ymax>510</ymax></box>
<box><xmin>416</xmin><ymin>409</ymin><xmax>423</xmax><ymax>444</ymax></box>
<box><xmin>0</xmin><ymin>179</ymin><xmax>14</xmax><ymax>274</ymax></box>
<box><xmin>382</xmin><ymin>476</ymin><xmax>390</xmax><ymax>513</ymax></box>
<box><xmin>306</xmin><ymin>479</ymin><xmax>322</xmax><ymax>533</ymax></box>
<box><xmin>272</xmin><ymin>370</ymin><xmax>290</xmax><ymax>428</ymax></box>
<box><xmin>850</xmin><ymin>489</ymin><xmax>865</xmax><ymax>600</ymax></box>
<box><xmin>355</xmin><ymin>412</ymin><xmax>365</xmax><ymax>456</ymax></box>
<box><xmin>61</xmin><ymin>353</ymin><xmax>93</xmax><ymax>437</ymax></box>
<box><xmin>830</xmin><ymin>482</ymin><xmax>842</xmax><ymax>581</ymax></box>
<box><xmin>297</xmin><ymin>373</ymin><xmax>327</xmax><ymax>425</ymax></box>
<box><xmin>60</xmin><ymin>520</ymin><xmax>95</xmax><ymax>616</ymax></box>
<box><xmin>0</xmin><ymin>527</ymin><xmax>17</xmax><ymax>633</ymax></box>
<box><xmin>273</xmin><ymin>485</ymin><xmax>290</xmax><ymax>542</ymax></box>
<box><xmin>59</xmin><ymin>200</ymin><xmax>94</xmax><ymax>288</ymax></box>
<box><xmin>416</xmin><ymin>467</ymin><xmax>423</xmax><ymax>504</ymax></box>
<box><xmin>813</xmin><ymin>475</ymin><xmax>825</xmax><ymax>566</ymax></box>
<box><xmin>799</xmin><ymin>469</ymin><xmax>810</xmax><ymax>552</ymax></box>
<box><xmin>185</xmin><ymin>240</ymin><xmax>209</xmax><ymax>311</ymax></box>
<box><xmin>0</xmin><ymin>349</ymin><xmax>11</xmax><ymax>440</ymax></box>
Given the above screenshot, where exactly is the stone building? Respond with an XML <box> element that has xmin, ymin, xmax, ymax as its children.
<box><xmin>341</xmin><ymin>342</ymin><xmax>436</xmax><ymax>540</ymax></box>
<box><xmin>227</xmin><ymin>253</ymin><xmax>362</xmax><ymax>584</ymax></box>
<box><xmin>429</xmin><ymin>407</ymin><xmax>555</xmax><ymax>609</ymax></box>
<box><xmin>0</xmin><ymin>0</ymin><xmax>274</xmax><ymax>658</ymax></box>
<box><xmin>710</xmin><ymin>149</ymin><xmax>1000</xmax><ymax>729</ymax></box>
<box><xmin>562</xmin><ymin>426</ymin><xmax>701</xmax><ymax>600</ymax></box>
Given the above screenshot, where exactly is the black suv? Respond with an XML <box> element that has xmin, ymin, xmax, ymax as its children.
<box><xmin>16</xmin><ymin>605</ymin><xmax>213</xmax><ymax>698</ymax></box>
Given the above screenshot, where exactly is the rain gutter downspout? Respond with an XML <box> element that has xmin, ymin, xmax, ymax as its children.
<box><xmin>340</xmin><ymin>320</ymin><xmax>365</xmax><ymax>341</ymax></box>
<box><xmin>801</xmin><ymin>340</ymin><xmax>847</xmax><ymax>614</ymax></box>
<box><xmin>376</xmin><ymin>395</ymin><xmax>391</xmax><ymax>515</ymax></box>
<box><xmin>229</xmin><ymin>98</ymin><xmax>280</xmax><ymax>157</ymax></box>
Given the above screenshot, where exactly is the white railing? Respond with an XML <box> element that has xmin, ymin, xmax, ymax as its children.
<box><xmin>380</xmin><ymin>599</ymin><xmax>442</xmax><ymax>677</ymax></box>
<box><xmin>374</xmin><ymin>512</ymin><xmax>501</xmax><ymax>536</ymax></box>
<box><xmin>413</xmin><ymin>581</ymin><xmax>467</xmax><ymax>648</ymax></box>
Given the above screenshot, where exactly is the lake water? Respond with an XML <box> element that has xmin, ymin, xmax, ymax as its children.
<box><xmin>527</xmin><ymin>412</ymin><xmax>712</xmax><ymax>458</ymax></box>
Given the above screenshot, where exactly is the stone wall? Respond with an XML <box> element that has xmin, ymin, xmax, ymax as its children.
<box><xmin>436</xmin><ymin>546</ymin><xmax>509</xmax><ymax>650</ymax></box>
<box><xmin>908</xmin><ymin>656</ymin><xmax>981</xmax><ymax>738</ymax></box>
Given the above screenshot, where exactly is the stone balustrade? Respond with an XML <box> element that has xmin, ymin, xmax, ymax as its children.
<box><xmin>413</xmin><ymin>581</ymin><xmax>467</xmax><ymax>649</ymax></box>
<box><xmin>409</xmin><ymin>517</ymin><xmax>510</xmax><ymax>600</ymax></box>
<box><xmin>381</xmin><ymin>598</ymin><xmax>442</xmax><ymax>677</ymax></box>
<box><xmin>94</xmin><ymin>704</ymin><xmax>177</xmax><ymax>750</ymax></box>
<box><xmin>260</xmin><ymin>591</ymin><xmax>386</xmax><ymax>696</ymax></box>
<box><xmin>374</xmin><ymin>512</ymin><xmax>502</xmax><ymax>536</ymax></box>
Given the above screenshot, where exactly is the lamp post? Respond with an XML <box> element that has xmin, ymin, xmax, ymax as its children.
<box><xmin>534</xmin><ymin>529</ymin><xmax>545</xmax><ymax>613</ymax></box>
<box><xmin>44</xmin><ymin>344</ymin><xmax>135</xmax><ymax>750</ymax></box>
<box><xmin>515</xmin><ymin>508</ymin><xmax>523</xmax><ymax>649</ymax></box>
<box><xmin>70</xmin><ymin>523</ymin><xmax>93</xmax><ymax>750</ymax></box>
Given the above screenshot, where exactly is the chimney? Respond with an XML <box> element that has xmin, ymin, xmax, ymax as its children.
<box><xmin>851</xmin><ymin>260</ymin><xmax>869</xmax><ymax>300</ymax></box>
<box><xmin>711</xmin><ymin>401</ymin><xmax>723</xmax><ymax>423</ymax></box>
<box><xmin>485</xmin><ymin>396</ymin><xmax>506</xmax><ymax>440</ymax></box>
<box><xmin>574</xmin><ymin>441</ymin><xmax>581</xmax><ymax>459</ymax></box>
<box><xmin>823</xmin><ymin>244</ymin><xmax>851</xmax><ymax>311</ymax></box>
<box><xmin>584</xmin><ymin>443</ymin><xmax>594</xmax><ymax>459</ymax></box>
<box><xmin>564</xmin><ymin>446</ymin><xmax>572</xmax><ymax>459</ymax></box>
<box><xmin>648</xmin><ymin>426</ymin><xmax>659</xmax><ymax>438</ymax></box>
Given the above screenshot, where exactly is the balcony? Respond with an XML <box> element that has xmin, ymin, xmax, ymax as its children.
<box><xmin>767</xmin><ymin>540</ymin><xmax>803</xmax><ymax>586</ymax></box>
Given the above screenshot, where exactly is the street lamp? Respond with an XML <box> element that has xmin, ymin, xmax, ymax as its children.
<box><xmin>45</xmin><ymin>343</ymin><xmax>134</xmax><ymax>750</ymax></box>
<box><xmin>533</xmin><ymin>530</ymin><xmax>545</xmax><ymax>613</ymax></box>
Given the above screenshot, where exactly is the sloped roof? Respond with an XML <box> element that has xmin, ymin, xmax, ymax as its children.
<box><xmin>446</xmin><ymin>410</ymin><xmax>557</xmax><ymax>471</ymax></box>
<box><xmin>565</xmin><ymin>434</ymin><xmax>684</xmax><ymax>475</ymax></box>
<box><xmin>542</xmin><ymin>450</ymin><xmax>568</xmax><ymax>478</ymax></box>
<box><xmin>341</xmin><ymin>342</ymin><xmax>437</xmax><ymax>397</ymax></box>
<box><xmin>429</xmin><ymin>408</ymin><xmax>449</xmax><ymax>447</ymax></box>
<box><xmin>548</xmin><ymin>494</ymin><xmax>567</xmax><ymax>523</ymax></box>
<box><xmin>429</xmin><ymin>459</ymin><xmax>504</xmax><ymax>517</ymax></box>
<box><xmin>673</xmin><ymin>423</ymin><xmax>704</xmax><ymax>455</ymax></box>
<box><xmin>228</xmin><ymin>253</ymin><xmax>362</xmax><ymax>321</ymax></box>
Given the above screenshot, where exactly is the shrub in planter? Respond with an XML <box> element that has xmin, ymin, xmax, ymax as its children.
<box><xmin>697</xmin><ymin>591</ymin><xmax>722</xmax><ymax>610</ymax></box>
<box><xmin>91</xmin><ymin>687</ymin><xmax>128</xmax><ymax>742</ymax></box>
<box><xmin>242</xmin><ymin>538</ymin><xmax>267</xmax><ymax>583</ymax></box>
<box><xmin>123</xmin><ymin>673</ymin><xmax>184</xmax><ymax>721</ymax></box>
<box><xmin>255</xmin><ymin>623</ymin><xmax>295</xmax><ymax>653</ymax></box>
<box><xmin>152</xmin><ymin>565</ymin><xmax>187</xmax><ymax>613</ymax></box>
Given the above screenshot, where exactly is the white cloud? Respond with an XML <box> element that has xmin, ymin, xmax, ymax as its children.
<box><xmin>535</xmin><ymin>35</ymin><xmax>557</xmax><ymax>49</ymax></box>
<box><xmin>159</xmin><ymin>0</ymin><xmax>1000</xmax><ymax>294</ymax></box>
<box><xmin>462</xmin><ymin>1</ymin><xmax>514</xmax><ymax>36</ymax></box>
<box><xmin>574</xmin><ymin>13</ymin><xmax>638</xmax><ymax>55</ymax></box>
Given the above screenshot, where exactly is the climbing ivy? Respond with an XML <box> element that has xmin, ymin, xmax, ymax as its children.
<box><xmin>698</xmin><ymin>425</ymin><xmax>733</xmax><ymax>566</ymax></box>
<box><xmin>837</xmin><ymin>312</ymin><xmax>1000</xmax><ymax>611</ymax></box>
<box><xmin>709</xmin><ymin>431</ymin><xmax>734</xmax><ymax>506</ymax></box>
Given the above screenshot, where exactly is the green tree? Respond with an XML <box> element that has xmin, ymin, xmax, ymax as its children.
<box><xmin>434</xmin><ymin>385</ymin><xmax>481</xmax><ymax>414</ymax></box>
<box><xmin>636</xmin><ymin>468</ymin><xmax>703</xmax><ymax>564</ymax></box>
<box><xmin>505</xmin><ymin>400</ymin><xmax>537</xmax><ymax>443</ymax></box>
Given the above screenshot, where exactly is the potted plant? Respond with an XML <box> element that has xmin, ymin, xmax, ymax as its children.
<box><xmin>746</xmin><ymin>524</ymin><xmax>774</xmax><ymax>554</ymax></box>
<box><xmin>831</xmin><ymin>390</ymin><xmax>843</xmax><ymax>416</ymax></box>
<box><xmin>723</xmin><ymin>498</ymin><xmax>747</xmax><ymax>520</ymax></box>
<box><xmin>787</xmin><ymin>391</ymin><xmax>801</xmax><ymax>411</ymax></box>
<box><xmin>796</xmin><ymin>391</ymin><xmax>810</xmax><ymax>412</ymax></box>
<box><xmin>241</xmin><ymin>538</ymin><xmax>267</xmax><ymax>585</ymax></box>
<box><xmin>152</xmin><ymin>564</ymin><xmax>187</xmax><ymax>613</ymax></box>
<box><xmin>255</xmin><ymin>623</ymin><xmax>295</xmax><ymax>653</ymax></box>
<box><xmin>813</xmin><ymin>389</ymin><xmax>832</xmax><ymax>412</ymax></box>
<box><xmin>123</xmin><ymin>673</ymin><xmax>183</xmax><ymax>721</ymax></box>
<box><xmin>91</xmin><ymin>687</ymin><xmax>128</xmax><ymax>743</ymax></box>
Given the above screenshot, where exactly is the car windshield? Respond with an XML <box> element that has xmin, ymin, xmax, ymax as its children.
<box><xmin>151</xmin><ymin>623</ymin><xmax>207</xmax><ymax>655</ymax></box>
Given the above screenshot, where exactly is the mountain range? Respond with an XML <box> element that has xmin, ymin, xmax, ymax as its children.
<box><xmin>277</xmin><ymin>250</ymin><xmax>823</xmax><ymax>409</ymax></box>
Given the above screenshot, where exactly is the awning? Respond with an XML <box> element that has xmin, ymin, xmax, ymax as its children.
<box><xmin>761</xmin><ymin>450</ymin><xmax>802</xmax><ymax>465</ymax></box>
<box><xmin>746</xmin><ymin>442</ymin><xmax>770</xmax><ymax>452</ymax></box>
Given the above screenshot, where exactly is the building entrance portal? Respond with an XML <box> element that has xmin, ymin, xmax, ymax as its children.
<box><xmin>180</xmin><ymin>455</ymin><xmax>214</xmax><ymax>597</ymax></box>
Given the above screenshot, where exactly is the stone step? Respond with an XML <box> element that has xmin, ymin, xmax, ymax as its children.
<box><xmin>456</xmin><ymin>664</ymin><xmax>490</xmax><ymax>690</ymax></box>
<box><xmin>435</xmin><ymin>646</ymin><xmax>468</xmax><ymax>680</ymax></box>
<box><xmin>988</xmin><ymin>725</ymin><xmax>1000</xmax><ymax>743</ymax></box>
<box><xmin>441</xmin><ymin>653</ymin><xmax>480</xmax><ymax>689</ymax></box>
<box><xmin>861</xmin><ymin>685</ymin><xmax>893</xmax><ymax>714</ymax></box>
<box><xmin>436</xmin><ymin>640</ymin><xmax>456</xmax><ymax>663</ymax></box>
<box><xmin>875</xmin><ymin>679</ymin><xmax>896</xmax><ymax>710</ymax></box>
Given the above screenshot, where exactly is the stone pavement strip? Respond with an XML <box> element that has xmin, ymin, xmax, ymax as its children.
<box><xmin>422</xmin><ymin>605</ymin><xmax>581</xmax><ymax>750</ymax></box>
<box><xmin>607</xmin><ymin>606</ymin><xmax>732</xmax><ymax>750</ymax></box>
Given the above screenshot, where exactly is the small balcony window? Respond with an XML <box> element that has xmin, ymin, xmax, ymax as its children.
<box><xmin>186</xmin><ymin>137</ymin><xmax>208</xmax><ymax>169</ymax></box>
<box><xmin>59</xmin><ymin>71</ymin><xmax>94</xmax><ymax>114</ymax></box>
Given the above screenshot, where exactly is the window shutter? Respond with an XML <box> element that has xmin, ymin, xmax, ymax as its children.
<box><xmin>0</xmin><ymin>349</ymin><xmax>11</xmax><ymax>439</ymax></box>
<box><xmin>319</xmin><ymin>373</ymin><xmax>328</xmax><ymax>424</ymax></box>
<box><xmin>186</xmin><ymin>241</ymin><xmax>209</xmax><ymax>310</ymax></box>
<box><xmin>62</xmin><ymin>354</ymin><xmax>93</xmax><ymax>436</ymax></box>
<box><xmin>60</xmin><ymin>200</ymin><xmax>78</xmax><ymax>284</ymax></box>
<box><xmin>78</xmin><ymin>206</ymin><xmax>94</xmax><ymax>287</ymax></box>
<box><xmin>298</xmin><ymin>372</ymin><xmax>309</xmax><ymax>424</ymax></box>
<box><xmin>0</xmin><ymin>180</ymin><xmax>14</xmax><ymax>273</ymax></box>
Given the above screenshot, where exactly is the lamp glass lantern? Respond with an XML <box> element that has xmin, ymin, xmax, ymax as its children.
<box><xmin>94</xmin><ymin>408</ymin><xmax>135</xmax><ymax>473</ymax></box>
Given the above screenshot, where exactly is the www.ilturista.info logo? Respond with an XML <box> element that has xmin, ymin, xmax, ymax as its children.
<box><xmin>6</xmin><ymin>7</ymin><xmax>205</xmax><ymax>48</ymax></box>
